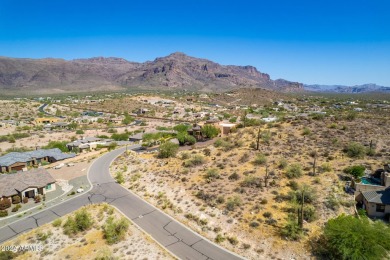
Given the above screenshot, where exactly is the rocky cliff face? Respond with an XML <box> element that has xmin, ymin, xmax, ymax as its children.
<box><xmin>0</xmin><ymin>52</ymin><xmax>304</xmax><ymax>94</ymax></box>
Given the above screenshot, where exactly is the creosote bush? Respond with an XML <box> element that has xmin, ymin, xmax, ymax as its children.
<box><xmin>103</xmin><ymin>216</ymin><xmax>130</xmax><ymax>244</ymax></box>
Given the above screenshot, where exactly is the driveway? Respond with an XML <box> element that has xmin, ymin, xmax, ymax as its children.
<box><xmin>0</xmin><ymin>145</ymin><xmax>243</xmax><ymax>260</ymax></box>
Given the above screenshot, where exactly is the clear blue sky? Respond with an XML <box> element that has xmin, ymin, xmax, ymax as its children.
<box><xmin>0</xmin><ymin>0</ymin><xmax>389</xmax><ymax>86</ymax></box>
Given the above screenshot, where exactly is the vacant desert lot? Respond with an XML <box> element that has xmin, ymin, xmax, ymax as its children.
<box><xmin>0</xmin><ymin>204</ymin><xmax>173</xmax><ymax>260</ymax></box>
<box><xmin>111</xmin><ymin>115</ymin><xmax>390</xmax><ymax>259</ymax></box>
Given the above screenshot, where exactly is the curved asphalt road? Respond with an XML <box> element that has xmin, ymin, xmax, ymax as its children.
<box><xmin>0</xmin><ymin>146</ymin><xmax>243</xmax><ymax>260</ymax></box>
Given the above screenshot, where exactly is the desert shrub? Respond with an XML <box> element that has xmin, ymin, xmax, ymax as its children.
<box><xmin>345</xmin><ymin>111</ymin><xmax>357</xmax><ymax>121</ymax></box>
<box><xmin>34</xmin><ymin>195</ymin><xmax>41</xmax><ymax>203</ymax></box>
<box><xmin>278</xmin><ymin>158</ymin><xmax>288</xmax><ymax>169</ymax></box>
<box><xmin>216</xmin><ymin>196</ymin><xmax>225</xmax><ymax>204</ymax></box>
<box><xmin>115</xmin><ymin>172</ymin><xmax>125</xmax><ymax>184</ymax></box>
<box><xmin>204</xmin><ymin>168</ymin><xmax>220</xmax><ymax>181</ymax></box>
<box><xmin>75</xmin><ymin>129</ymin><xmax>84</xmax><ymax>134</ymax></box>
<box><xmin>249</xmin><ymin>221</ymin><xmax>260</xmax><ymax>228</ymax></box>
<box><xmin>281</xmin><ymin>220</ymin><xmax>302</xmax><ymax>241</ymax></box>
<box><xmin>0</xmin><ymin>199</ymin><xmax>11</xmax><ymax>210</ymax></box>
<box><xmin>344</xmin><ymin>142</ymin><xmax>366</xmax><ymax>158</ymax></box>
<box><xmin>289</xmin><ymin>185</ymin><xmax>317</xmax><ymax>204</ymax></box>
<box><xmin>184</xmin><ymin>154</ymin><xmax>206</xmax><ymax>167</ymax></box>
<box><xmin>203</xmin><ymin>148</ymin><xmax>211</xmax><ymax>156</ymax></box>
<box><xmin>321</xmin><ymin>163</ymin><xmax>332</xmax><ymax>172</ymax></box>
<box><xmin>215</xmin><ymin>234</ymin><xmax>226</xmax><ymax>243</ymax></box>
<box><xmin>227</xmin><ymin>236</ymin><xmax>239</xmax><ymax>245</ymax></box>
<box><xmin>95</xmin><ymin>247</ymin><xmax>117</xmax><ymax>260</ymax></box>
<box><xmin>12</xmin><ymin>195</ymin><xmax>21</xmax><ymax>204</ymax></box>
<box><xmin>23</xmin><ymin>197</ymin><xmax>28</xmax><ymax>204</ymax></box>
<box><xmin>63</xmin><ymin>208</ymin><xmax>93</xmax><ymax>236</ymax></box>
<box><xmin>260</xmin><ymin>198</ymin><xmax>268</xmax><ymax>204</ymax></box>
<box><xmin>36</xmin><ymin>231</ymin><xmax>51</xmax><ymax>241</ymax></box>
<box><xmin>239</xmin><ymin>153</ymin><xmax>250</xmax><ymax>163</ymax></box>
<box><xmin>11</xmin><ymin>204</ymin><xmax>21</xmax><ymax>212</ymax></box>
<box><xmin>0</xmin><ymin>210</ymin><xmax>8</xmax><ymax>217</ymax></box>
<box><xmin>302</xmin><ymin>127</ymin><xmax>311</xmax><ymax>135</ymax></box>
<box><xmin>226</xmin><ymin>196</ymin><xmax>242</xmax><ymax>211</ymax></box>
<box><xmin>103</xmin><ymin>217</ymin><xmax>130</xmax><ymax>244</ymax></box>
<box><xmin>241</xmin><ymin>176</ymin><xmax>262</xmax><ymax>188</ymax></box>
<box><xmin>325</xmin><ymin>195</ymin><xmax>340</xmax><ymax>210</ymax></box>
<box><xmin>287</xmin><ymin>180</ymin><xmax>299</xmax><ymax>190</ymax></box>
<box><xmin>214</xmin><ymin>138</ymin><xmax>235</xmax><ymax>151</ymax></box>
<box><xmin>253</xmin><ymin>153</ymin><xmax>267</xmax><ymax>165</ymax></box>
<box><xmin>228</xmin><ymin>172</ymin><xmax>240</xmax><ymax>181</ymax></box>
<box><xmin>52</xmin><ymin>218</ymin><xmax>62</xmax><ymax>227</ymax></box>
<box><xmin>158</xmin><ymin>142</ymin><xmax>179</xmax><ymax>158</ymax></box>
<box><xmin>343</xmin><ymin>165</ymin><xmax>365</xmax><ymax>179</ymax></box>
<box><xmin>0</xmin><ymin>251</ymin><xmax>18</xmax><ymax>259</ymax></box>
<box><xmin>303</xmin><ymin>205</ymin><xmax>318</xmax><ymax>222</ymax></box>
<box><xmin>180</xmin><ymin>152</ymin><xmax>190</xmax><ymax>160</ymax></box>
<box><xmin>285</xmin><ymin>164</ymin><xmax>303</xmax><ymax>179</ymax></box>
<box><xmin>263</xmin><ymin>212</ymin><xmax>272</xmax><ymax>218</ymax></box>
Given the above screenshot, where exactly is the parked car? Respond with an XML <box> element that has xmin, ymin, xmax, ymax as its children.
<box><xmin>66</xmin><ymin>163</ymin><xmax>75</xmax><ymax>167</ymax></box>
<box><xmin>54</xmin><ymin>163</ymin><xmax>65</xmax><ymax>169</ymax></box>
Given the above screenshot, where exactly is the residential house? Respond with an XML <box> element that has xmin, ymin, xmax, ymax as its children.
<box><xmin>354</xmin><ymin>165</ymin><xmax>390</xmax><ymax>218</ymax></box>
<box><xmin>0</xmin><ymin>148</ymin><xmax>76</xmax><ymax>173</ymax></box>
<box><xmin>0</xmin><ymin>168</ymin><xmax>56</xmax><ymax>201</ymax></box>
<box><xmin>66</xmin><ymin>137</ymin><xmax>105</xmax><ymax>151</ymax></box>
<box><xmin>34</xmin><ymin>118</ymin><xmax>59</xmax><ymax>125</ymax></box>
<box><xmin>129</xmin><ymin>133</ymin><xmax>144</xmax><ymax>143</ymax></box>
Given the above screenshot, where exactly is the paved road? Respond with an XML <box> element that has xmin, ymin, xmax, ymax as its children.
<box><xmin>0</xmin><ymin>146</ymin><xmax>243</xmax><ymax>260</ymax></box>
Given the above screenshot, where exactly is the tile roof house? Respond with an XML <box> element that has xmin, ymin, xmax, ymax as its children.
<box><xmin>361</xmin><ymin>189</ymin><xmax>390</xmax><ymax>218</ymax></box>
<box><xmin>0</xmin><ymin>168</ymin><xmax>56</xmax><ymax>200</ymax></box>
<box><xmin>0</xmin><ymin>148</ymin><xmax>76</xmax><ymax>173</ymax></box>
<box><xmin>354</xmin><ymin>165</ymin><xmax>390</xmax><ymax>218</ymax></box>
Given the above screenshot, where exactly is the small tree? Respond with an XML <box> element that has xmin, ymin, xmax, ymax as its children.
<box><xmin>318</xmin><ymin>214</ymin><xmax>390</xmax><ymax>260</ymax></box>
<box><xmin>201</xmin><ymin>124</ymin><xmax>220</xmax><ymax>139</ymax></box>
<box><xmin>343</xmin><ymin>165</ymin><xmax>365</xmax><ymax>179</ymax></box>
<box><xmin>158</xmin><ymin>142</ymin><xmax>179</xmax><ymax>158</ymax></box>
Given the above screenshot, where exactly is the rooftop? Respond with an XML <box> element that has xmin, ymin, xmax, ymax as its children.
<box><xmin>0</xmin><ymin>168</ymin><xmax>56</xmax><ymax>197</ymax></box>
<box><xmin>0</xmin><ymin>148</ymin><xmax>76</xmax><ymax>167</ymax></box>
<box><xmin>362</xmin><ymin>189</ymin><xmax>390</xmax><ymax>205</ymax></box>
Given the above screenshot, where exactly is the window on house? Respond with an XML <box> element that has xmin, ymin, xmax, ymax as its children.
<box><xmin>46</xmin><ymin>184</ymin><xmax>51</xmax><ymax>190</ymax></box>
<box><xmin>376</xmin><ymin>204</ymin><xmax>385</xmax><ymax>212</ymax></box>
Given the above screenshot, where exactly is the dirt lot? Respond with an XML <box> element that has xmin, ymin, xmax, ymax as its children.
<box><xmin>111</xmin><ymin>115</ymin><xmax>390</xmax><ymax>260</ymax></box>
<box><xmin>0</xmin><ymin>204</ymin><xmax>174</xmax><ymax>260</ymax></box>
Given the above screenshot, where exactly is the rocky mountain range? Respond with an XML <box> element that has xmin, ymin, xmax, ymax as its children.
<box><xmin>0</xmin><ymin>52</ymin><xmax>304</xmax><ymax>95</ymax></box>
<box><xmin>304</xmin><ymin>83</ymin><xmax>390</xmax><ymax>93</ymax></box>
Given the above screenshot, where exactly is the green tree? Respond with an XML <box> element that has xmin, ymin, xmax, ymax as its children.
<box><xmin>173</xmin><ymin>124</ymin><xmax>190</xmax><ymax>133</ymax></box>
<box><xmin>201</xmin><ymin>124</ymin><xmax>220</xmax><ymax>139</ymax></box>
<box><xmin>343</xmin><ymin>165</ymin><xmax>365</xmax><ymax>179</ymax></box>
<box><xmin>158</xmin><ymin>142</ymin><xmax>179</xmax><ymax>158</ymax></box>
<box><xmin>43</xmin><ymin>141</ymin><xmax>69</xmax><ymax>152</ymax></box>
<box><xmin>318</xmin><ymin>214</ymin><xmax>390</xmax><ymax>260</ymax></box>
